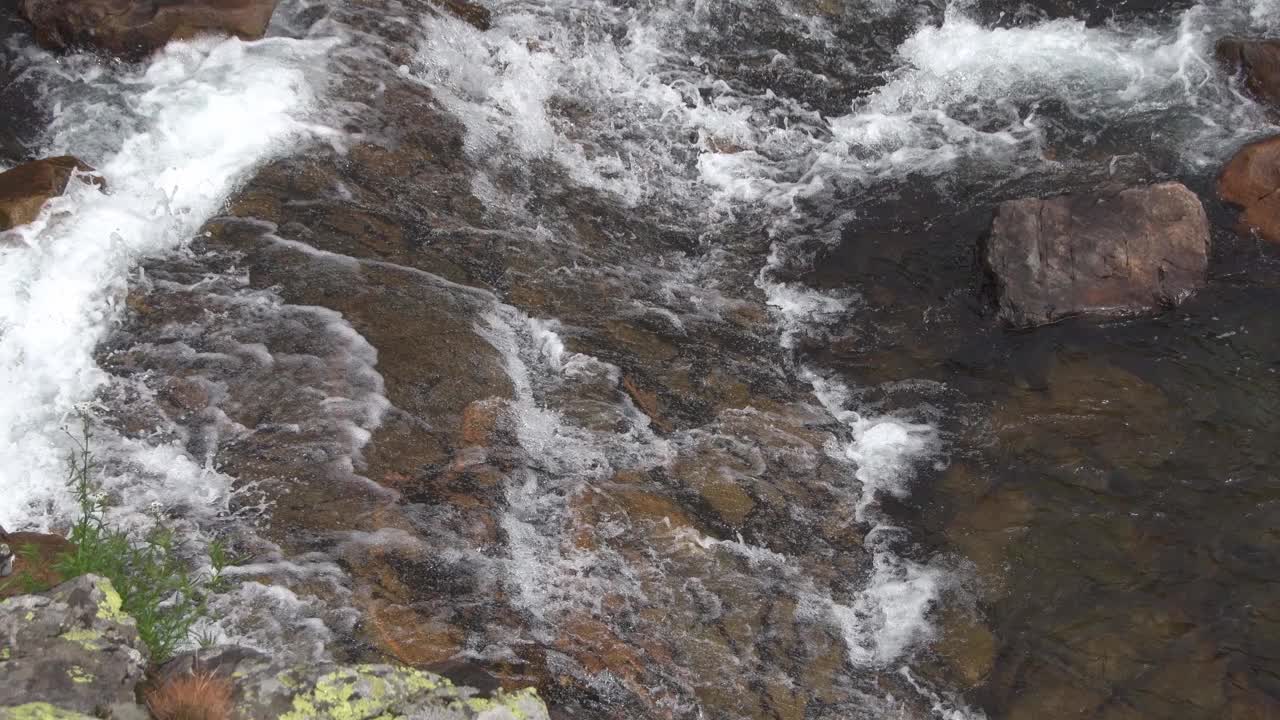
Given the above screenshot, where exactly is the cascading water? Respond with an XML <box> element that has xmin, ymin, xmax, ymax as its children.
<box><xmin>3</xmin><ymin>0</ymin><xmax>1280</xmax><ymax>716</ymax></box>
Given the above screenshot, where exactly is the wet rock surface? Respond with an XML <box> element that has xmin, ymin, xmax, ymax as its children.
<box><xmin>4</xmin><ymin>0</ymin><xmax>1275</xmax><ymax>718</ymax></box>
<box><xmin>984</xmin><ymin>182</ymin><xmax>1210</xmax><ymax>326</ymax></box>
<box><xmin>1219</xmin><ymin>134</ymin><xmax>1280</xmax><ymax>243</ymax></box>
<box><xmin>85</xmin><ymin>2</ymin><xmax>958</xmax><ymax>718</ymax></box>
<box><xmin>18</xmin><ymin>0</ymin><xmax>278</xmax><ymax>58</ymax></box>
<box><xmin>802</xmin><ymin>151</ymin><xmax>1280</xmax><ymax>718</ymax></box>
<box><xmin>1217</xmin><ymin>37</ymin><xmax>1280</xmax><ymax>108</ymax></box>
<box><xmin>0</xmin><ymin>156</ymin><xmax>98</xmax><ymax>231</ymax></box>
<box><xmin>0</xmin><ymin>575</ymin><xmax>148</xmax><ymax>716</ymax></box>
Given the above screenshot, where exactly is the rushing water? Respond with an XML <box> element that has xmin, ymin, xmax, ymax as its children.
<box><xmin>2</xmin><ymin>0</ymin><xmax>1279</xmax><ymax>717</ymax></box>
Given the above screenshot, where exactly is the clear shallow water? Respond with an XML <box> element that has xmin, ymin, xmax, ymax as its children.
<box><xmin>1</xmin><ymin>0</ymin><xmax>1279</xmax><ymax>716</ymax></box>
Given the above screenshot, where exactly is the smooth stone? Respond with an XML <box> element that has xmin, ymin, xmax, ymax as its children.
<box><xmin>984</xmin><ymin>182</ymin><xmax>1209</xmax><ymax>327</ymax></box>
<box><xmin>0</xmin><ymin>156</ymin><xmax>99</xmax><ymax>231</ymax></box>
<box><xmin>1219</xmin><ymin>134</ymin><xmax>1280</xmax><ymax>244</ymax></box>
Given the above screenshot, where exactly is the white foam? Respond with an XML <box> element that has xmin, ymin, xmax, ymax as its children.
<box><xmin>408</xmin><ymin>2</ymin><xmax>774</xmax><ymax>213</ymax></box>
<box><xmin>477</xmin><ymin>306</ymin><xmax>674</xmax><ymax>626</ymax></box>
<box><xmin>399</xmin><ymin>0</ymin><xmax>1268</xmax><ymax>711</ymax></box>
<box><xmin>765</xmin><ymin>280</ymin><xmax>859</xmax><ymax>349</ymax></box>
<box><xmin>702</xmin><ymin>4</ymin><xmax>1276</xmax><ymax>207</ymax></box>
<box><xmin>528</xmin><ymin>318</ymin><xmax>568</xmax><ymax>372</ymax></box>
<box><xmin>827</xmin><ymin>552</ymin><xmax>946</xmax><ymax>667</ymax></box>
<box><xmin>0</xmin><ymin>36</ymin><xmax>334</xmax><ymax>532</ymax></box>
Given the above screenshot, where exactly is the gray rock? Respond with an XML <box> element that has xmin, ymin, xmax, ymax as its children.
<box><xmin>161</xmin><ymin>646</ymin><xmax>550</xmax><ymax>720</ymax></box>
<box><xmin>984</xmin><ymin>182</ymin><xmax>1209</xmax><ymax>327</ymax></box>
<box><xmin>0</xmin><ymin>704</ymin><xmax>97</xmax><ymax>719</ymax></box>
<box><xmin>0</xmin><ymin>575</ymin><xmax>148</xmax><ymax>716</ymax></box>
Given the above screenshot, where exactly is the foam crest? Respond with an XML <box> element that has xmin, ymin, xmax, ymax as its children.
<box><xmin>409</xmin><ymin>0</ymin><xmax>794</xmax><ymax>213</ymax></box>
<box><xmin>822</xmin><ymin>552</ymin><xmax>947</xmax><ymax>667</ymax></box>
<box><xmin>702</xmin><ymin>4</ymin><xmax>1276</xmax><ymax>207</ymax></box>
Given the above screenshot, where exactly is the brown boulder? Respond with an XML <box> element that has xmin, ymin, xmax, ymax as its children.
<box><xmin>0</xmin><ymin>531</ymin><xmax>74</xmax><ymax>598</ymax></box>
<box><xmin>1217</xmin><ymin>37</ymin><xmax>1280</xmax><ymax>108</ymax></box>
<box><xmin>984</xmin><ymin>182</ymin><xmax>1209</xmax><ymax>327</ymax></box>
<box><xmin>0</xmin><ymin>156</ymin><xmax>100</xmax><ymax>231</ymax></box>
<box><xmin>19</xmin><ymin>0</ymin><xmax>279</xmax><ymax>59</ymax></box>
<box><xmin>1219</xmin><ymin>134</ymin><xmax>1280</xmax><ymax>243</ymax></box>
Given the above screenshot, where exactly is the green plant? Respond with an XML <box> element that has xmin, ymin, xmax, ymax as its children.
<box><xmin>0</xmin><ymin>562</ymin><xmax>46</xmax><ymax>595</ymax></box>
<box><xmin>204</xmin><ymin>539</ymin><xmax>237</xmax><ymax>594</ymax></box>
<box><xmin>52</xmin><ymin>416</ymin><xmax>213</xmax><ymax>662</ymax></box>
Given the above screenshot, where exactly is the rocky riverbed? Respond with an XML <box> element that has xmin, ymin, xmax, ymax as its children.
<box><xmin>3</xmin><ymin>0</ymin><xmax>1280</xmax><ymax>718</ymax></box>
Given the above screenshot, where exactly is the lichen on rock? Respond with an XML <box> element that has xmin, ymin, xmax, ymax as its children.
<box><xmin>0</xmin><ymin>576</ymin><xmax>550</xmax><ymax>720</ymax></box>
<box><xmin>0</xmin><ymin>575</ymin><xmax>147</xmax><ymax>715</ymax></box>
<box><xmin>160</xmin><ymin>648</ymin><xmax>550</xmax><ymax>720</ymax></box>
<box><xmin>0</xmin><ymin>703</ymin><xmax>96</xmax><ymax>720</ymax></box>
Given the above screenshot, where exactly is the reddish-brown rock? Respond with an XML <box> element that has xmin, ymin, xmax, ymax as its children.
<box><xmin>0</xmin><ymin>531</ymin><xmax>74</xmax><ymax>598</ymax></box>
<box><xmin>1217</xmin><ymin>37</ymin><xmax>1280</xmax><ymax>108</ymax></box>
<box><xmin>19</xmin><ymin>0</ymin><xmax>279</xmax><ymax>59</ymax></box>
<box><xmin>1219</xmin><ymin>134</ymin><xmax>1280</xmax><ymax>243</ymax></box>
<box><xmin>434</xmin><ymin>0</ymin><xmax>491</xmax><ymax>30</ymax></box>
<box><xmin>984</xmin><ymin>182</ymin><xmax>1209</xmax><ymax>327</ymax></box>
<box><xmin>0</xmin><ymin>155</ymin><xmax>99</xmax><ymax>231</ymax></box>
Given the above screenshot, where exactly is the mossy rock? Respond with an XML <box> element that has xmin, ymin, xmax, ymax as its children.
<box><xmin>0</xmin><ymin>703</ymin><xmax>96</xmax><ymax>720</ymax></box>
<box><xmin>0</xmin><ymin>576</ymin><xmax>147</xmax><ymax>715</ymax></box>
<box><xmin>161</xmin><ymin>647</ymin><xmax>549</xmax><ymax>720</ymax></box>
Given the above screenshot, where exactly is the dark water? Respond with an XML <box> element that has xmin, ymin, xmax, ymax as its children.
<box><xmin>3</xmin><ymin>0</ymin><xmax>1280</xmax><ymax>717</ymax></box>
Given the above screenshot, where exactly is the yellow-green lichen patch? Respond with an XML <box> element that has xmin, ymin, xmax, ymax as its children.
<box><xmin>94</xmin><ymin>578</ymin><xmax>128</xmax><ymax>624</ymax></box>
<box><xmin>277</xmin><ymin>666</ymin><xmax>458</xmax><ymax>720</ymax></box>
<box><xmin>58</xmin><ymin>629</ymin><xmax>102</xmax><ymax>651</ymax></box>
<box><xmin>453</xmin><ymin>688</ymin><xmax>542</xmax><ymax>720</ymax></box>
<box><xmin>277</xmin><ymin>669</ymin><xmax>302</xmax><ymax>690</ymax></box>
<box><xmin>358</xmin><ymin>665</ymin><xmax>448</xmax><ymax>696</ymax></box>
<box><xmin>0</xmin><ymin>702</ymin><xmax>93</xmax><ymax>720</ymax></box>
<box><xmin>0</xmin><ymin>647</ymin><xmax>11</xmax><ymax>661</ymax></box>
<box><xmin>23</xmin><ymin>611</ymin><xmax>34</xmax><ymax>622</ymax></box>
<box><xmin>278</xmin><ymin>669</ymin><xmax>386</xmax><ymax>720</ymax></box>
<box><xmin>67</xmin><ymin>666</ymin><xmax>94</xmax><ymax>684</ymax></box>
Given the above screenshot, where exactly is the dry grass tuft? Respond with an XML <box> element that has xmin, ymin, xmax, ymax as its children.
<box><xmin>146</xmin><ymin>671</ymin><xmax>234</xmax><ymax>720</ymax></box>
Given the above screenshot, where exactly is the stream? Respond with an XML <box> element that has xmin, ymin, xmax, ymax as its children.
<box><xmin>2</xmin><ymin>0</ymin><xmax>1279</xmax><ymax>717</ymax></box>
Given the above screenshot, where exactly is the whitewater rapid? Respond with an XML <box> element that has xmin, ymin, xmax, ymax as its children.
<box><xmin>0</xmin><ymin>35</ymin><xmax>334</xmax><ymax>532</ymax></box>
<box><xmin>2</xmin><ymin>0</ymin><xmax>1278</xmax><ymax>714</ymax></box>
<box><xmin>406</xmin><ymin>0</ymin><xmax>1279</xmax><ymax>703</ymax></box>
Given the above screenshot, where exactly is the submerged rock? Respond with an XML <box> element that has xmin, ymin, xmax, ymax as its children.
<box><xmin>18</xmin><ymin>0</ymin><xmax>279</xmax><ymax>59</ymax></box>
<box><xmin>983</xmin><ymin>182</ymin><xmax>1209</xmax><ymax>327</ymax></box>
<box><xmin>934</xmin><ymin>607</ymin><xmax>997</xmax><ymax>689</ymax></box>
<box><xmin>0</xmin><ymin>575</ymin><xmax>148</xmax><ymax>716</ymax></box>
<box><xmin>1216</xmin><ymin>37</ymin><xmax>1280</xmax><ymax>108</ymax></box>
<box><xmin>160</xmin><ymin>647</ymin><xmax>550</xmax><ymax>720</ymax></box>
<box><xmin>1219</xmin><ymin>135</ymin><xmax>1280</xmax><ymax>244</ymax></box>
<box><xmin>0</xmin><ymin>156</ymin><xmax>99</xmax><ymax>232</ymax></box>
